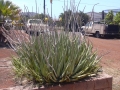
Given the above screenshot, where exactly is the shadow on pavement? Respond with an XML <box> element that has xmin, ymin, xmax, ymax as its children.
<box><xmin>87</xmin><ymin>34</ymin><xmax>120</xmax><ymax>39</ymax></box>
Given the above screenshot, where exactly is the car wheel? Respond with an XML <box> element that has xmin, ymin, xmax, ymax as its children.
<box><xmin>95</xmin><ymin>31</ymin><xmax>100</xmax><ymax>38</ymax></box>
<box><xmin>81</xmin><ymin>30</ymin><xmax>85</xmax><ymax>35</ymax></box>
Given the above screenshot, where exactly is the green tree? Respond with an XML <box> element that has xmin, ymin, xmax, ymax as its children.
<box><xmin>0</xmin><ymin>0</ymin><xmax>21</xmax><ymax>21</ymax></box>
<box><xmin>105</xmin><ymin>11</ymin><xmax>114</xmax><ymax>24</ymax></box>
<box><xmin>114</xmin><ymin>12</ymin><xmax>120</xmax><ymax>25</ymax></box>
<box><xmin>59</xmin><ymin>12</ymin><xmax>65</xmax><ymax>26</ymax></box>
<box><xmin>58</xmin><ymin>10</ymin><xmax>89</xmax><ymax>31</ymax></box>
<box><xmin>58</xmin><ymin>10</ymin><xmax>89</xmax><ymax>27</ymax></box>
<box><xmin>80</xmin><ymin>12</ymin><xmax>90</xmax><ymax>25</ymax></box>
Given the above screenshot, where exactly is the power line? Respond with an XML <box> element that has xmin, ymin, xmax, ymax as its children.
<box><xmin>51</xmin><ymin>0</ymin><xmax>120</xmax><ymax>8</ymax></box>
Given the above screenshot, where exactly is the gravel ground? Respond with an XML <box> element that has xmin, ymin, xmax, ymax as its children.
<box><xmin>0</xmin><ymin>48</ymin><xmax>16</xmax><ymax>89</ymax></box>
<box><xmin>88</xmin><ymin>35</ymin><xmax>120</xmax><ymax>90</ymax></box>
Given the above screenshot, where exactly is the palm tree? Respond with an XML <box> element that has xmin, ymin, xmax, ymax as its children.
<box><xmin>105</xmin><ymin>11</ymin><xmax>114</xmax><ymax>24</ymax></box>
<box><xmin>0</xmin><ymin>0</ymin><xmax>21</xmax><ymax>22</ymax></box>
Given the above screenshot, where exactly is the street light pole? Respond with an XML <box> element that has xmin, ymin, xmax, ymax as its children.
<box><xmin>92</xmin><ymin>3</ymin><xmax>99</xmax><ymax>22</ymax></box>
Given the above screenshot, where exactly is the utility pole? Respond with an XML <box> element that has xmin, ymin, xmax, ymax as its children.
<box><xmin>44</xmin><ymin>0</ymin><xmax>45</xmax><ymax>16</ymax></box>
<box><xmin>50</xmin><ymin>0</ymin><xmax>52</xmax><ymax>18</ymax></box>
<box><xmin>35</xmin><ymin>0</ymin><xmax>37</xmax><ymax>13</ymax></box>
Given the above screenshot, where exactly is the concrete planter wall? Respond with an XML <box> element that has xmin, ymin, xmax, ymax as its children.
<box><xmin>34</xmin><ymin>73</ymin><xmax>112</xmax><ymax>90</ymax></box>
<box><xmin>0</xmin><ymin>73</ymin><xmax>112</xmax><ymax>90</ymax></box>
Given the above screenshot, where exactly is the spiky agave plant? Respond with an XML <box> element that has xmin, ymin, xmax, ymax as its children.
<box><xmin>12</xmin><ymin>31</ymin><xmax>101</xmax><ymax>86</ymax></box>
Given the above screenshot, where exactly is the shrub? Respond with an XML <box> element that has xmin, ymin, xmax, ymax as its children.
<box><xmin>12</xmin><ymin>32</ymin><xmax>101</xmax><ymax>87</ymax></box>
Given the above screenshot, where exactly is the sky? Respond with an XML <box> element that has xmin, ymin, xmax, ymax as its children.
<box><xmin>9</xmin><ymin>0</ymin><xmax>120</xmax><ymax>19</ymax></box>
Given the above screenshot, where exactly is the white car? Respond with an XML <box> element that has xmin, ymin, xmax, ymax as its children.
<box><xmin>26</xmin><ymin>19</ymin><xmax>49</xmax><ymax>33</ymax></box>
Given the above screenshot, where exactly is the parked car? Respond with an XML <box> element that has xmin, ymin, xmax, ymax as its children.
<box><xmin>26</xmin><ymin>19</ymin><xmax>49</xmax><ymax>33</ymax></box>
<box><xmin>81</xmin><ymin>21</ymin><xmax>120</xmax><ymax>38</ymax></box>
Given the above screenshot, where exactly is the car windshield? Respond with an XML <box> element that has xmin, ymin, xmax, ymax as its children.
<box><xmin>29</xmin><ymin>20</ymin><xmax>42</xmax><ymax>24</ymax></box>
<box><xmin>85</xmin><ymin>22</ymin><xmax>93</xmax><ymax>26</ymax></box>
<box><xmin>86</xmin><ymin>22</ymin><xmax>90</xmax><ymax>26</ymax></box>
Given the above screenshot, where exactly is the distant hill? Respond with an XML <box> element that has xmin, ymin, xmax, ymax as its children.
<box><xmin>21</xmin><ymin>12</ymin><xmax>37</xmax><ymax>17</ymax></box>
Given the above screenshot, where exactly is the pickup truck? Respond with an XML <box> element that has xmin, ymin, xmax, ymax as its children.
<box><xmin>26</xmin><ymin>19</ymin><xmax>49</xmax><ymax>34</ymax></box>
<box><xmin>81</xmin><ymin>21</ymin><xmax>120</xmax><ymax>38</ymax></box>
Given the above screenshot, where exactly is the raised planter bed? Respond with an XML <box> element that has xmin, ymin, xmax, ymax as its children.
<box><xmin>34</xmin><ymin>73</ymin><xmax>112</xmax><ymax>90</ymax></box>
<box><xmin>0</xmin><ymin>73</ymin><xmax>112</xmax><ymax>90</ymax></box>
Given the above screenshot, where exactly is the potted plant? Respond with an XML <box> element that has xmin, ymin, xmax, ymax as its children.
<box><xmin>10</xmin><ymin>30</ymin><xmax>112</xmax><ymax>90</ymax></box>
<box><xmin>6</xmin><ymin>1</ymin><xmax>112</xmax><ymax>90</ymax></box>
